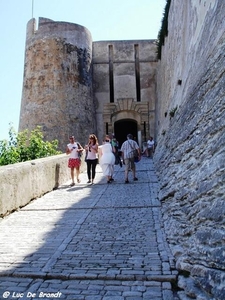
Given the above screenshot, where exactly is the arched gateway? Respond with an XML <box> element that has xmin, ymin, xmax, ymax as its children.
<box><xmin>102</xmin><ymin>98</ymin><xmax>150</xmax><ymax>148</ymax></box>
<box><xmin>93</xmin><ymin>40</ymin><xmax>157</xmax><ymax>149</ymax></box>
<box><xmin>114</xmin><ymin>119</ymin><xmax>137</xmax><ymax>147</ymax></box>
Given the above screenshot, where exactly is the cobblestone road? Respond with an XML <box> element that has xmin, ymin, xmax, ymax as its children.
<box><xmin>0</xmin><ymin>157</ymin><xmax>178</xmax><ymax>299</ymax></box>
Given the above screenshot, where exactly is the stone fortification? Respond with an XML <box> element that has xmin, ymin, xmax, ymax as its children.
<box><xmin>0</xmin><ymin>154</ymin><xmax>69</xmax><ymax>217</ymax></box>
<box><xmin>19</xmin><ymin>18</ymin><xmax>95</xmax><ymax>150</ymax></box>
<box><xmin>154</xmin><ymin>1</ymin><xmax>225</xmax><ymax>299</ymax></box>
<box><xmin>92</xmin><ymin>40</ymin><xmax>157</xmax><ymax>144</ymax></box>
<box><xmin>19</xmin><ymin>17</ymin><xmax>158</xmax><ymax>150</ymax></box>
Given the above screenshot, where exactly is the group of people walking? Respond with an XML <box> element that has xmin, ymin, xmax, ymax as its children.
<box><xmin>66</xmin><ymin>133</ymin><xmax>142</xmax><ymax>186</ymax></box>
<box><xmin>66</xmin><ymin>135</ymin><xmax>98</xmax><ymax>186</ymax></box>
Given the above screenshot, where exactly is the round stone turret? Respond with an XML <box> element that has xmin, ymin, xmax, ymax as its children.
<box><xmin>19</xmin><ymin>18</ymin><xmax>95</xmax><ymax>150</ymax></box>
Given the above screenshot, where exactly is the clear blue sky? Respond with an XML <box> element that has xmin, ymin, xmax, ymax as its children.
<box><xmin>0</xmin><ymin>0</ymin><xmax>165</xmax><ymax>141</ymax></box>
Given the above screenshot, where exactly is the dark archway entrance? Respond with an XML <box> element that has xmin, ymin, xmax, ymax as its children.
<box><xmin>114</xmin><ymin>119</ymin><xmax>138</xmax><ymax>148</ymax></box>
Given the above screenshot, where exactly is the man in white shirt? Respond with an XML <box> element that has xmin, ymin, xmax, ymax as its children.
<box><xmin>147</xmin><ymin>136</ymin><xmax>155</xmax><ymax>158</ymax></box>
<box><xmin>121</xmin><ymin>134</ymin><xmax>141</xmax><ymax>184</ymax></box>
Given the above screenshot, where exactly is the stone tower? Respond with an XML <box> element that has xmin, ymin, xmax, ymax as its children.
<box><xmin>19</xmin><ymin>18</ymin><xmax>95</xmax><ymax>150</ymax></box>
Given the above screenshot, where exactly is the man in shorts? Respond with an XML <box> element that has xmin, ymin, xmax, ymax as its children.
<box><xmin>121</xmin><ymin>134</ymin><xmax>141</xmax><ymax>184</ymax></box>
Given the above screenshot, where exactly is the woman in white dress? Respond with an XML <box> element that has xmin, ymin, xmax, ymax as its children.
<box><xmin>99</xmin><ymin>135</ymin><xmax>115</xmax><ymax>183</ymax></box>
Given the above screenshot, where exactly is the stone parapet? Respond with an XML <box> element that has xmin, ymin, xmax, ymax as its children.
<box><xmin>0</xmin><ymin>154</ymin><xmax>86</xmax><ymax>217</ymax></box>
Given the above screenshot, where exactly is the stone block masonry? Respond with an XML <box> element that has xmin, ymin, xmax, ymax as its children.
<box><xmin>19</xmin><ymin>18</ymin><xmax>95</xmax><ymax>151</ymax></box>
<box><xmin>154</xmin><ymin>1</ymin><xmax>225</xmax><ymax>299</ymax></box>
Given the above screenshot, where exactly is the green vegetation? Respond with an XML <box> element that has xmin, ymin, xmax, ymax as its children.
<box><xmin>156</xmin><ymin>0</ymin><xmax>171</xmax><ymax>59</ymax></box>
<box><xmin>0</xmin><ymin>125</ymin><xmax>61</xmax><ymax>166</ymax></box>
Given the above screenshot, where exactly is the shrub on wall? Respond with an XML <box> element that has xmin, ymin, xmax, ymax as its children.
<box><xmin>156</xmin><ymin>0</ymin><xmax>171</xmax><ymax>59</ymax></box>
<box><xmin>0</xmin><ymin>125</ymin><xmax>61</xmax><ymax>166</ymax></box>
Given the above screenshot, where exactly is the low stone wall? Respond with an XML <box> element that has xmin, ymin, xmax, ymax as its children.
<box><xmin>0</xmin><ymin>154</ymin><xmax>86</xmax><ymax>217</ymax></box>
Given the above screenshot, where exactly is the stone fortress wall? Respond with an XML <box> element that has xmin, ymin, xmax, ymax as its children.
<box><xmin>92</xmin><ymin>40</ymin><xmax>157</xmax><ymax>144</ymax></box>
<box><xmin>154</xmin><ymin>1</ymin><xmax>225</xmax><ymax>299</ymax></box>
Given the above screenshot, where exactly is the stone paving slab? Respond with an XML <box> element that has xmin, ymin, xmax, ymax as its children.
<box><xmin>0</xmin><ymin>157</ymin><xmax>178</xmax><ymax>299</ymax></box>
<box><xmin>0</xmin><ymin>277</ymin><xmax>175</xmax><ymax>300</ymax></box>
